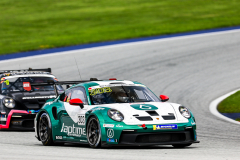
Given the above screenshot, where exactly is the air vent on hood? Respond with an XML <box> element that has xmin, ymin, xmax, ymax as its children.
<box><xmin>146</xmin><ymin>111</ymin><xmax>159</xmax><ymax>116</ymax></box>
<box><xmin>135</xmin><ymin>116</ymin><xmax>153</xmax><ymax>121</ymax></box>
<box><xmin>162</xmin><ymin>113</ymin><xmax>175</xmax><ymax>120</ymax></box>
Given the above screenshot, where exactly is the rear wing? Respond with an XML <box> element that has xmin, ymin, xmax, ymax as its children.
<box><xmin>0</xmin><ymin>68</ymin><xmax>51</xmax><ymax>74</ymax></box>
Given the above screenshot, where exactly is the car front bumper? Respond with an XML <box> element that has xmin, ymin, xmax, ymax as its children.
<box><xmin>0</xmin><ymin>110</ymin><xmax>36</xmax><ymax>130</ymax></box>
<box><xmin>101</xmin><ymin>122</ymin><xmax>199</xmax><ymax>146</ymax></box>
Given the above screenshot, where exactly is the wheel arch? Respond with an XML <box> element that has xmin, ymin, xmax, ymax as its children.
<box><xmin>35</xmin><ymin>110</ymin><xmax>53</xmax><ymax>141</ymax></box>
<box><xmin>86</xmin><ymin>111</ymin><xmax>106</xmax><ymax>141</ymax></box>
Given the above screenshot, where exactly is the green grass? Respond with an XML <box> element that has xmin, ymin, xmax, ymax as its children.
<box><xmin>0</xmin><ymin>0</ymin><xmax>240</xmax><ymax>55</ymax></box>
<box><xmin>218</xmin><ymin>91</ymin><xmax>240</xmax><ymax>113</ymax></box>
<box><xmin>235</xmin><ymin>118</ymin><xmax>240</xmax><ymax>121</ymax></box>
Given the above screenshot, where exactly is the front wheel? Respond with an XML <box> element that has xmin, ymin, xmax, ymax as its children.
<box><xmin>87</xmin><ymin>116</ymin><xmax>101</xmax><ymax>148</ymax></box>
<box><xmin>38</xmin><ymin>113</ymin><xmax>54</xmax><ymax>146</ymax></box>
<box><xmin>172</xmin><ymin>143</ymin><xmax>192</xmax><ymax>148</ymax></box>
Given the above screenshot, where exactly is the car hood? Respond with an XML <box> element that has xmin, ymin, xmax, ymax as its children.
<box><xmin>96</xmin><ymin>102</ymin><xmax>189</xmax><ymax>125</ymax></box>
<box><xmin>9</xmin><ymin>92</ymin><xmax>57</xmax><ymax>110</ymax></box>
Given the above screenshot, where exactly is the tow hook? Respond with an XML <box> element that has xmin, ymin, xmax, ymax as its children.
<box><xmin>138</xmin><ymin>124</ymin><xmax>147</xmax><ymax>130</ymax></box>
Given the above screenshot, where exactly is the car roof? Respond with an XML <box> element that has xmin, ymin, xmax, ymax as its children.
<box><xmin>1</xmin><ymin>73</ymin><xmax>56</xmax><ymax>79</ymax></box>
<box><xmin>0</xmin><ymin>68</ymin><xmax>53</xmax><ymax>79</ymax></box>
<box><xmin>72</xmin><ymin>80</ymin><xmax>143</xmax><ymax>89</ymax></box>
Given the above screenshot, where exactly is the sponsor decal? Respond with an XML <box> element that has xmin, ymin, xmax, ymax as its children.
<box><xmin>80</xmin><ymin>139</ymin><xmax>87</xmax><ymax>142</ymax></box>
<box><xmin>130</xmin><ymin>104</ymin><xmax>158</xmax><ymax>110</ymax></box>
<box><xmin>103</xmin><ymin>124</ymin><xmax>114</xmax><ymax>128</ymax></box>
<box><xmin>23</xmin><ymin>82</ymin><xmax>31</xmax><ymax>91</ymax></box>
<box><xmin>56</xmin><ymin>136</ymin><xmax>63</xmax><ymax>139</ymax></box>
<box><xmin>4</xmin><ymin>80</ymin><xmax>10</xmax><ymax>85</ymax></box>
<box><xmin>22</xmin><ymin>95</ymin><xmax>56</xmax><ymax>99</ymax></box>
<box><xmin>153</xmin><ymin>124</ymin><xmax>178</xmax><ymax>130</ymax></box>
<box><xmin>61</xmin><ymin>123</ymin><xmax>86</xmax><ymax>137</ymax></box>
<box><xmin>107</xmin><ymin>138</ymin><xmax>115</xmax><ymax>142</ymax></box>
<box><xmin>27</xmin><ymin>110</ymin><xmax>39</xmax><ymax>114</ymax></box>
<box><xmin>191</xmin><ymin>121</ymin><xmax>196</xmax><ymax>125</ymax></box>
<box><xmin>78</xmin><ymin>114</ymin><xmax>85</xmax><ymax>125</ymax></box>
<box><xmin>45</xmin><ymin>102</ymin><xmax>53</xmax><ymax>105</ymax></box>
<box><xmin>0</xmin><ymin>115</ymin><xmax>7</xmax><ymax>121</ymax></box>
<box><xmin>107</xmin><ymin>128</ymin><xmax>114</xmax><ymax>138</ymax></box>
<box><xmin>116</xmin><ymin>124</ymin><xmax>123</xmax><ymax>127</ymax></box>
<box><xmin>12</xmin><ymin>121</ymin><xmax>21</xmax><ymax>125</ymax></box>
<box><xmin>89</xmin><ymin>87</ymin><xmax>112</xmax><ymax>96</ymax></box>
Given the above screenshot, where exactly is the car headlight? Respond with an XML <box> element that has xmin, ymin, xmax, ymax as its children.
<box><xmin>107</xmin><ymin>109</ymin><xmax>124</xmax><ymax>121</ymax></box>
<box><xmin>3</xmin><ymin>98</ymin><xmax>15</xmax><ymax>108</ymax></box>
<box><xmin>179</xmin><ymin>106</ymin><xmax>191</xmax><ymax>119</ymax></box>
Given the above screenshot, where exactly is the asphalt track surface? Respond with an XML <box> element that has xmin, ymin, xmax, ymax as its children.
<box><xmin>1</xmin><ymin>29</ymin><xmax>240</xmax><ymax>160</ymax></box>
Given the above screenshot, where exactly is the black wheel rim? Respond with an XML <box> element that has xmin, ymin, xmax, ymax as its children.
<box><xmin>39</xmin><ymin>115</ymin><xmax>49</xmax><ymax>141</ymax></box>
<box><xmin>87</xmin><ymin>118</ymin><xmax>100</xmax><ymax>145</ymax></box>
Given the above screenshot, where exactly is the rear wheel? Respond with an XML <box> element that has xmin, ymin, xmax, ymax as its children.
<box><xmin>38</xmin><ymin>113</ymin><xmax>54</xmax><ymax>146</ymax></box>
<box><xmin>172</xmin><ymin>143</ymin><xmax>192</xmax><ymax>148</ymax></box>
<box><xmin>87</xmin><ymin>116</ymin><xmax>101</xmax><ymax>148</ymax></box>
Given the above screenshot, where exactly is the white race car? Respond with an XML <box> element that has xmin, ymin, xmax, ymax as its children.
<box><xmin>35</xmin><ymin>79</ymin><xmax>199</xmax><ymax>148</ymax></box>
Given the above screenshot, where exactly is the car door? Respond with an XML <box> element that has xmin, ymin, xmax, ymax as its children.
<box><xmin>59</xmin><ymin>87</ymin><xmax>88</xmax><ymax>142</ymax></box>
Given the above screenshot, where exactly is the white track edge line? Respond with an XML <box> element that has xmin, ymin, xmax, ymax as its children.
<box><xmin>1</xmin><ymin>29</ymin><xmax>240</xmax><ymax>64</ymax></box>
<box><xmin>209</xmin><ymin>89</ymin><xmax>240</xmax><ymax>125</ymax></box>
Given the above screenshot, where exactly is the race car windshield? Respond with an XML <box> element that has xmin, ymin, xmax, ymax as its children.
<box><xmin>89</xmin><ymin>85</ymin><xmax>160</xmax><ymax>105</ymax></box>
<box><xmin>1</xmin><ymin>77</ymin><xmax>63</xmax><ymax>94</ymax></box>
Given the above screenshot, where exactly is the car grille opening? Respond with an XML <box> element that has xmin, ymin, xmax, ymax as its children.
<box><xmin>162</xmin><ymin>115</ymin><xmax>175</xmax><ymax>120</ymax></box>
<box><xmin>146</xmin><ymin>111</ymin><xmax>159</xmax><ymax>116</ymax></box>
<box><xmin>135</xmin><ymin>116</ymin><xmax>153</xmax><ymax>121</ymax></box>
<box><xmin>135</xmin><ymin>133</ymin><xmax>186</xmax><ymax>143</ymax></box>
<box><xmin>22</xmin><ymin>120</ymin><xmax>34</xmax><ymax>128</ymax></box>
<box><xmin>162</xmin><ymin>113</ymin><xmax>175</xmax><ymax>120</ymax></box>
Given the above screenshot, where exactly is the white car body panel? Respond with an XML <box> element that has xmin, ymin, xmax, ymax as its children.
<box><xmin>64</xmin><ymin>102</ymin><xmax>188</xmax><ymax>125</ymax></box>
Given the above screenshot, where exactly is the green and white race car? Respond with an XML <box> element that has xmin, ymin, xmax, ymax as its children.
<box><xmin>35</xmin><ymin>79</ymin><xmax>199</xmax><ymax>148</ymax></box>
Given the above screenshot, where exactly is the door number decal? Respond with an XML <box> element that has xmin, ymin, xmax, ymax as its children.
<box><xmin>78</xmin><ymin>114</ymin><xmax>85</xmax><ymax>125</ymax></box>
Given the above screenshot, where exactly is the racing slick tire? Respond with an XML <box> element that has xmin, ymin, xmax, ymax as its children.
<box><xmin>172</xmin><ymin>143</ymin><xmax>192</xmax><ymax>148</ymax></box>
<box><xmin>38</xmin><ymin>113</ymin><xmax>54</xmax><ymax>146</ymax></box>
<box><xmin>87</xmin><ymin>116</ymin><xmax>101</xmax><ymax>148</ymax></box>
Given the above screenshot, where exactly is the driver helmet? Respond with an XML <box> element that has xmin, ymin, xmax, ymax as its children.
<box><xmin>116</xmin><ymin>90</ymin><xmax>129</xmax><ymax>103</ymax></box>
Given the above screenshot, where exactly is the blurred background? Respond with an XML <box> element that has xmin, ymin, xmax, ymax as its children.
<box><xmin>1</xmin><ymin>1</ymin><xmax>240</xmax><ymax>159</ymax></box>
<box><xmin>0</xmin><ymin>0</ymin><xmax>239</xmax><ymax>55</ymax></box>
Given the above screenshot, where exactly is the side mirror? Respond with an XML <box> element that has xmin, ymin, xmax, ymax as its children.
<box><xmin>69</xmin><ymin>98</ymin><xmax>84</xmax><ymax>109</ymax></box>
<box><xmin>160</xmin><ymin>95</ymin><xmax>169</xmax><ymax>102</ymax></box>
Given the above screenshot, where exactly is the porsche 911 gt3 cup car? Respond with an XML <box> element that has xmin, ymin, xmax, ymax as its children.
<box><xmin>35</xmin><ymin>79</ymin><xmax>199</xmax><ymax>148</ymax></box>
<box><xmin>0</xmin><ymin>68</ymin><xmax>63</xmax><ymax>130</ymax></box>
